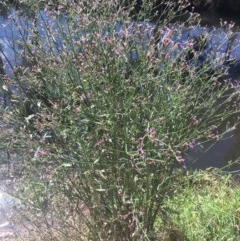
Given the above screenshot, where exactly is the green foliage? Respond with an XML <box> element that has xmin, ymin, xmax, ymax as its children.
<box><xmin>164</xmin><ymin>171</ymin><xmax>240</xmax><ymax>241</ymax></box>
<box><xmin>0</xmin><ymin>0</ymin><xmax>240</xmax><ymax>240</ymax></box>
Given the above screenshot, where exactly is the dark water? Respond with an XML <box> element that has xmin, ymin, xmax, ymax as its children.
<box><xmin>185</xmin><ymin>11</ymin><xmax>240</xmax><ymax>172</ymax></box>
<box><xmin>201</xmin><ymin>11</ymin><xmax>240</xmax><ymax>27</ymax></box>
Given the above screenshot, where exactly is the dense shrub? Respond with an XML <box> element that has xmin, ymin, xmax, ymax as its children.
<box><xmin>0</xmin><ymin>0</ymin><xmax>240</xmax><ymax>240</ymax></box>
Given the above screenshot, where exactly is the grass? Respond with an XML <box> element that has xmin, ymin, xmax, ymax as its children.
<box><xmin>163</xmin><ymin>170</ymin><xmax>240</xmax><ymax>241</ymax></box>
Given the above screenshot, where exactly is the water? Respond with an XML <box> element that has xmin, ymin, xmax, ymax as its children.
<box><xmin>0</xmin><ymin>9</ymin><xmax>68</xmax><ymax>76</ymax></box>
<box><xmin>1</xmin><ymin>9</ymin><xmax>240</xmax><ymax>76</ymax></box>
<box><xmin>186</xmin><ymin>130</ymin><xmax>240</xmax><ymax>171</ymax></box>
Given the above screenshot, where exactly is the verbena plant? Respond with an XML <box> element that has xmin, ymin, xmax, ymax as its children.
<box><xmin>1</xmin><ymin>0</ymin><xmax>240</xmax><ymax>240</ymax></box>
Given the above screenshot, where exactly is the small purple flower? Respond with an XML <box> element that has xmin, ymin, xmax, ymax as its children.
<box><xmin>149</xmin><ymin>127</ymin><xmax>156</xmax><ymax>139</ymax></box>
<box><xmin>129</xmin><ymin>156</ymin><xmax>136</xmax><ymax>168</ymax></box>
<box><xmin>136</xmin><ymin>137</ymin><xmax>145</xmax><ymax>157</ymax></box>
<box><xmin>176</xmin><ymin>155</ymin><xmax>185</xmax><ymax>163</ymax></box>
<box><xmin>184</xmin><ymin>139</ymin><xmax>196</xmax><ymax>149</ymax></box>
<box><xmin>94</xmin><ymin>139</ymin><xmax>105</xmax><ymax>147</ymax></box>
